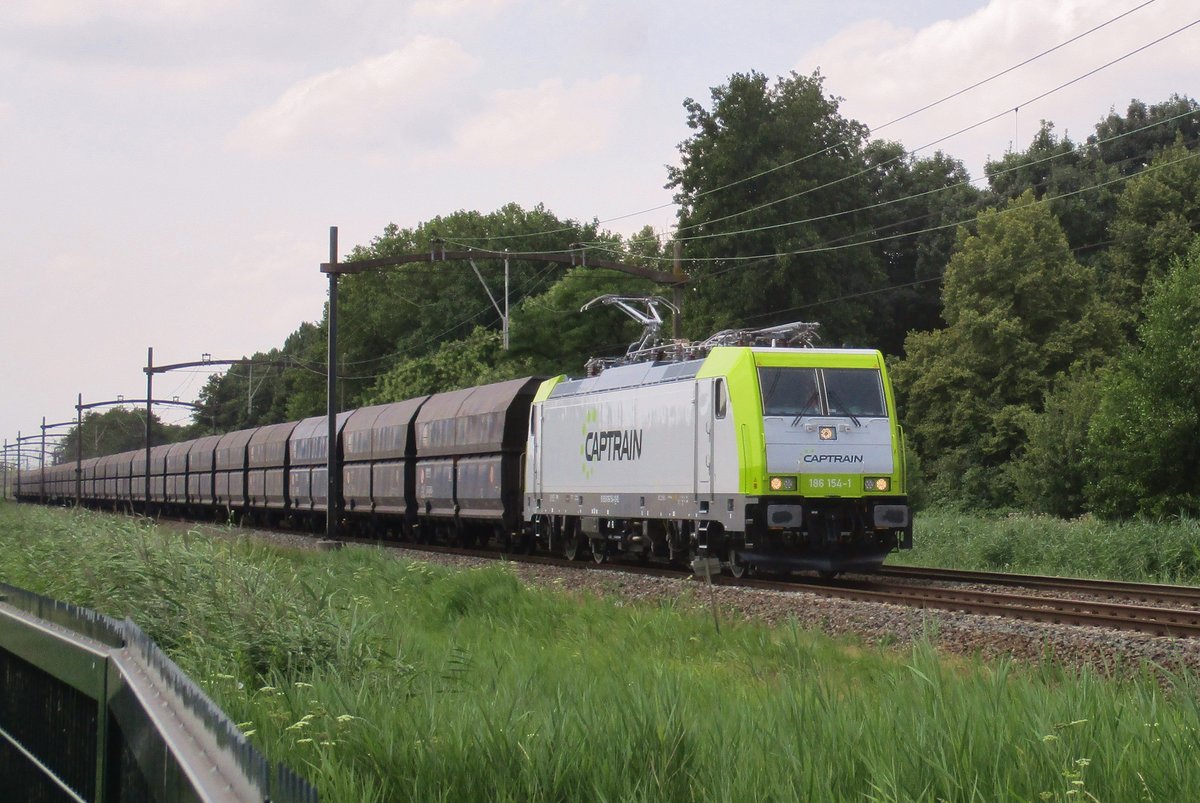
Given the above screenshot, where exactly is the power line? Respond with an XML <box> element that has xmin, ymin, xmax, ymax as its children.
<box><xmin>869</xmin><ymin>0</ymin><xmax>1159</xmax><ymax>134</ymax></box>
<box><xmin>667</xmin><ymin>16</ymin><xmax>1200</xmax><ymax>239</ymax></box>
<box><xmin>738</xmin><ymin>213</ymin><xmax>1200</xmax><ymax>327</ymax></box>
<box><xmin>694</xmin><ymin>144</ymin><xmax>1200</xmax><ymax>273</ymax></box>
<box><xmin>626</xmin><ymin>105</ymin><xmax>1200</xmax><ymax>250</ymax></box>
<box><xmin>578</xmin><ymin>141</ymin><xmax>1197</xmax><ymax>279</ymax></box>
<box><xmin>443</xmin><ymin>0</ymin><xmax>1164</xmax><ymax>245</ymax></box>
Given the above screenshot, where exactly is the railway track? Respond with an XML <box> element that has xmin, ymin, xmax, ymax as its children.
<box><xmin>735</xmin><ymin>574</ymin><xmax>1200</xmax><ymax>639</ymax></box>
<box><xmin>878</xmin><ymin>565</ymin><xmax>1200</xmax><ymax>608</ymax></box>
<box><xmin>334</xmin><ymin>534</ymin><xmax>1200</xmax><ymax>640</ymax></box>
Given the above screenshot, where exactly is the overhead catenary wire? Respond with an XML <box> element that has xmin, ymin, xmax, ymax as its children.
<box><xmin>443</xmin><ymin>0</ymin><xmax>1166</xmax><ymax>245</ymax></box>
<box><xmin>327</xmin><ymin>161</ymin><xmax>1167</xmax><ymax>373</ymax></box>
<box><xmin>735</xmin><ymin>213</ymin><xmax>1200</xmax><ymax>327</ymax></box>
<box><xmin>661</xmin><ymin>15</ymin><xmax>1200</xmax><ymax>241</ymax></box>
<box><xmin>575</xmin><ymin>143</ymin><xmax>1200</xmax><ymax>278</ymax></box>
<box><xmin>707</xmin><ymin>145</ymin><xmax>1200</xmax><ymax>272</ymax></box>
<box><xmin>328</xmin><ymin>260</ymin><xmax>571</xmax><ymax>370</ymax></box>
<box><xmin>631</xmin><ymin>105</ymin><xmax>1200</xmax><ymax>249</ymax></box>
<box><xmin>308</xmin><ymin>112</ymin><xmax>1200</xmax><ymax>380</ymax></box>
<box><xmin>318</xmin><ymin>104</ymin><xmax>1196</xmax><ymax>310</ymax></box>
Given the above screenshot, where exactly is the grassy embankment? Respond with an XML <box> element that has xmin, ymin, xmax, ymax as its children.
<box><xmin>900</xmin><ymin>507</ymin><xmax>1200</xmax><ymax>584</ymax></box>
<box><xmin>1</xmin><ymin>501</ymin><xmax>1199</xmax><ymax>801</ymax></box>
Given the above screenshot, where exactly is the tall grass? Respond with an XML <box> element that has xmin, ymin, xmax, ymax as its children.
<box><xmin>902</xmin><ymin>507</ymin><xmax>1200</xmax><ymax>584</ymax></box>
<box><xmin>3</xmin><ymin>503</ymin><xmax>1199</xmax><ymax>801</ymax></box>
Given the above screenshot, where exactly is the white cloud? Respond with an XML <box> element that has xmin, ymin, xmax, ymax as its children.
<box><xmin>228</xmin><ymin>36</ymin><xmax>480</xmax><ymax>155</ymax></box>
<box><xmin>441</xmin><ymin>74</ymin><xmax>643</xmax><ymax>167</ymax></box>
<box><xmin>798</xmin><ymin>0</ymin><xmax>1200</xmax><ymax>176</ymax></box>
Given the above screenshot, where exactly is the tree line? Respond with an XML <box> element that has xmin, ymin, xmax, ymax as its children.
<box><xmin>82</xmin><ymin>71</ymin><xmax>1200</xmax><ymax>520</ymax></box>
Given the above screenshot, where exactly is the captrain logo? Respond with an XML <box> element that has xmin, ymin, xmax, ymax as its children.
<box><xmin>584</xmin><ymin>429</ymin><xmax>644</xmax><ymax>462</ymax></box>
<box><xmin>802</xmin><ymin>454</ymin><xmax>865</xmax><ymax>464</ymax></box>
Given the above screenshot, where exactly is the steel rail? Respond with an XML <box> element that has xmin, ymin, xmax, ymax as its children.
<box><xmin>878</xmin><ymin>565</ymin><xmax>1200</xmax><ymax>608</ymax></box>
<box><xmin>742</xmin><ymin>576</ymin><xmax>1200</xmax><ymax>638</ymax></box>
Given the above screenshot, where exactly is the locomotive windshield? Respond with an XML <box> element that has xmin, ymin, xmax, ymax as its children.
<box><xmin>759</xmin><ymin>367</ymin><xmax>887</xmax><ymax>418</ymax></box>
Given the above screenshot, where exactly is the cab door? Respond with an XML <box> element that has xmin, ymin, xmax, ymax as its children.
<box><xmin>694</xmin><ymin>379</ymin><xmax>715</xmax><ymax>498</ymax></box>
<box><xmin>527</xmin><ymin>405</ymin><xmax>542</xmax><ymax>499</ymax></box>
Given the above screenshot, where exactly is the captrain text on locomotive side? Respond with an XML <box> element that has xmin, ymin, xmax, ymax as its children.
<box><xmin>17</xmin><ymin>319</ymin><xmax>913</xmax><ymax>576</ymax></box>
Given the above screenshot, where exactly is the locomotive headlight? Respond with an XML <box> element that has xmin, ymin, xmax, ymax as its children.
<box><xmin>819</xmin><ymin>426</ymin><xmax>836</xmax><ymax>441</ymax></box>
<box><xmin>769</xmin><ymin>475</ymin><xmax>798</xmax><ymax>492</ymax></box>
<box><xmin>864</xmin><ymin>477</ymin><xmax>890</xmax><ymax>492</ymax></box>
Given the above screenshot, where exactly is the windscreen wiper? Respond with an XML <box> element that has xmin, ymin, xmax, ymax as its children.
<box><xmin>824</xmin><ymin>386</ymin><xmax>861</xmax><ymax>427</ymax></box>
<box><xmin>790</xmin><ymin>389</ymin><xmax>821</xmax><ymax>427</ymax></box>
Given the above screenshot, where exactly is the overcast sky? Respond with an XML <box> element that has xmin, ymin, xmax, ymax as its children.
<box><xmin>2</xmin><ymin>0</ymin><xmax>1197</xmax><ymax>461</ymax></box>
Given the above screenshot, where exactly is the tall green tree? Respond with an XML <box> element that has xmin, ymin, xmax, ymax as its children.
<box><xmin>366</xmin><ymin>327</ymin><xmax>529</xmax><ymax>403</ymax></box>
<box><xmin>53</xmin><ymin>408</ymin><xmax>186</xmax><ymax>464</ymax></box>
<box><xmin>190</xmin><ymin>323</ymin><xmax>327</xmax><ymax>432</ymax></box>
<box><xmin>985</xmin><ymin>121</ymin><xmax>1121</xmax><ymax>266</ymax></box>
<box><xmin>1086</xmin><ymin>237</ymin><xmax>1200</xmax><ymax>519</ymax></box>
<box><xmin>1007</xmin><ymin>368</ymin><xmax>1103</xmax><ymax>518</ymax></box>
<box><xmin>336</xmin><ymin>203</ymin><xmax>617</xmax><ymax>403</ymax></box>
<box><xmin>667</xmin><ymin>71</ymin><xmax>885</xmax><ymax>347</ymax></box>
<box><xmin>1088</xmin><ymin>95</ymin><xmax>1200</xmax><ymax>176</ymax></box>
<box><xmin>505</xmin><ymin>265</ymin><xmax>659</xmax><ymax>375</ymax></box>
<box><xmin>1101</xmin><ymin>139</ymin><xmax>1200</xmax><ymax>327</ymax></box>
<box><xmin>893</xmin><ymin>192</ymin><xmax>1115</xmax><ymax>506</ymax></box>
<box><xmin>863</xmin><ymin>141</ymin><xmax>982</xmax><ymax>353</ymax></box>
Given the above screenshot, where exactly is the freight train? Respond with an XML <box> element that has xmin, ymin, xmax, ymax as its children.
<box><xmin>15</xmin><ymin>322</ymin><xmax>912</xmax><ymax>576</ymax></box>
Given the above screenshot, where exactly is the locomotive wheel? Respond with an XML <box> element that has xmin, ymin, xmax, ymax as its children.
<box><xmin>561</xmin><ymin>535</ymin><xmax>580</xmax><ymax>561</ymax></box>
<box><xmin>590</xmin><ymin>537</ymin><xmax>608</xmax><ymax>564</ymax></box>
<box><xmin>668</xmin><ymin>536</ymin><xmax>692</xmax><ymax>568</ymax></box>
<box><xmin>727</xmin><ymin>546</ymin><xmax>751</xmax><ymax>579</ymax></box>
<box><xmin>562</xmin><ymin>533</ymin><xmax>585</xmax><ymax>561</ymax></box>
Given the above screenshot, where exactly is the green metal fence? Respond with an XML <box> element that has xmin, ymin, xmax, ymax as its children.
<box><xmin>0</xmin><ymin>582</ymin><xmax>318</xmax><ymax>802</ymax></box>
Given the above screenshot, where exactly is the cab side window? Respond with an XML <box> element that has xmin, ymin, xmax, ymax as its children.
<box><xmin>714</xmin><ymin>379</ymin><xmax>727</xmax><ymax>419</ymax></box>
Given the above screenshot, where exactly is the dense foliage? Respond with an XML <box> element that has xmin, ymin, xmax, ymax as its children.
<box><xmin>86</xmin><ymin>75</ymin><xmax>1199</xmax><ymax>521</ymax></box>
<box><xmin>1086</xmin><ymin>240</ymin><xmax>1200</xmax><ymax>518</ymax></box>
<box><xmin>51</xmin><ymin>407</ymin><xmax>187</xmax><ymax>464</ymax></box>
<box><xmin>893</xmin><ymin>193</ymin><xmax>1117</xmax><ymax>506</ymax></box>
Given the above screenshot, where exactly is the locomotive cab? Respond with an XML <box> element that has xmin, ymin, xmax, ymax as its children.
<box><xmin>742</xmin><ymin>350</ymin><xmax>912</xmax><ymax>574</ymax></box>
